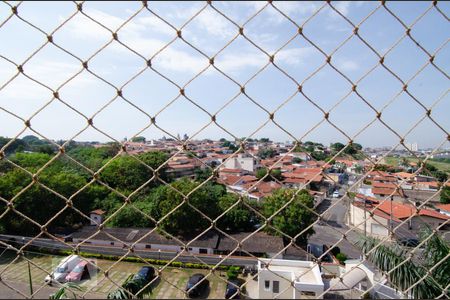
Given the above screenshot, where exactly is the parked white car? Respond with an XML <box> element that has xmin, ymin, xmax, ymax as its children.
<box><xmin>332</xmin><ymin>191</ymin><xmax>340</xmax><ymax>198</ymax></box>
<box><xmin>45</xmin><ymin>255</ymin><xmax>81</xmax><ymax>285</ymax></box>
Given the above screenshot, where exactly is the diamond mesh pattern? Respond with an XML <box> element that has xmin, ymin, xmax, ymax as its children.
<box><xmin>0</xmin><ymin>1</ymin><xmax>448</xmax><ymax>299</ymax></box>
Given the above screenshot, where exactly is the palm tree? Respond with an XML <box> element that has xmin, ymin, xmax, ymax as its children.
<box><xmin>49</xmin><ymin>282</ymin><xmax>83</xmax><ymax>299</ymax></box>
<box><xmin>356</xmin><ymin>226</ymin><xmax>449</xmax><ymax>299</ymax></box>
<box><xmin>107</xmin><ymin>274</ymin><xmax>153</xmax><ymax>299</ymax></box>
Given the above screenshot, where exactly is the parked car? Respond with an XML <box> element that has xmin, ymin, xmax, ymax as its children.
<box><xmin>225</xmin><ymin>279</ymin><xmax>241</xmax><ymax>299</ymax></box>
<box><xmin>133</xmin><ymin>266</ymin><xmax>155</xmax><ymax>283</ymax></box>
<box><xmin>45</xmin><ymin>255</ymin><xmax>81</xmax><ymax>285</ymax></box>
<box><xmin>307</xmin><ymin>243</ymin><xmax>333</xmax><ymax>263</ymax></box>
<box><xmin>399</xmin><ymin>238</ymin><xmax>420</xmax><ymax>248</ymax></box>
<box><xmin>332</xmin><ymin>191</ymin><xmax>340</xmax><ymax>198</ymax></box>
<box><xmin>65</xmin><ymin>260</ymin><xmax>92</xmax><ymax>282</ymax></box>
<box><xmin>185</xmin><ymin>273</ymin><xmax>209</xmax><ymax>298</ymax></box>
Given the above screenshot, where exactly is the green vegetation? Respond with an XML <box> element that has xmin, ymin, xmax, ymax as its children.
<box><xmin>226</xmin><ymin>266</ymin><xmax>240</xmax><ymax>280</ymax></box>
<box><xmin>256</xmin><ymin>167</ymin><xmax>283</xmax><ymax>181</ymax></box>
<box><xmin>292</xmin><ymin>157</ymin><xmax>302</xmax><ymax>164</ymax></box>
<box><xmin>257</xmin><ymin>147</ymin><xmax>276</xmax><ymax>159</ymax></box>
<box><xmin>441</xmin><ymin>186</ymin><xmax>450</xmax><ymax>204</ymax></box>
<box><xmin>357</xmin><ymin>226</ymin><xmax>450</xmax><ymax>299</ymax></box>
<box><xmin>220</xmin><ymin>139</ymin><xmax>238</xmax><ymax>152</ymax></box>
<box><xmin>335</xmin><ymin>253</ymin><xmax>347</xmax><ymax>264</ymax></box>
<box><xmin>49</xmin><ymin>282</ymin><xmax>83</xmax><ymax>299</ymax></box>
<box><xmin>263</xmin><ymin>189</ymin><xmax>316</xmax><ymax>245</ymax></box>
<box><xmin>107</xmin><ymin>274</ymin><xmax>152</xmax><ymax>299</ymax></box>
<box><xmin>384</xmin><ymin>156</ymin><xmax>450</xmax><ymax>174</ymax></box>
<box><xmin>0</xmin><ymin>135</ymin><xmax>319</xmax><ymax>246</ymax></box>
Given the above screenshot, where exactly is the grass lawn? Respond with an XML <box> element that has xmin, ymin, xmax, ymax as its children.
<box><xmin>150</xmin><ymin>267</ymin><xmax>229</xmax><ymax>299</ymax></box>
<box><xmin>383</xmin><ymin>156</ymin><xmax>450</xmax><ymax>173</ymax></box>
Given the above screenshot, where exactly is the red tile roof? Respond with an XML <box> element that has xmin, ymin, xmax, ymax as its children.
<box><xmin>377</xmin><ymin>200</ymin><xmax>449</xmax><ymax>220</ymax></box>
<box><xmin>437</xmin><ymin>204</ymin><xmax>450</xmax><ymax>211</ymax></box>
<box><xmin>372</xmin><ymin>187</ymin><xmax>404</xmax><ymax>197</ymax></box>
<box><xmin>220</xmin><ymin>168</ymin><xmax>244</xmax><ymax>173</ymax></box>
<box><xmin>90</xmin><ymin>209</ymin><xmax>106</xmax><ymax>215</ymax></box>
<box><xmin>372</xmin><ymin>182</ymin><xmax>397</xmax><ymax>189</ymax></box>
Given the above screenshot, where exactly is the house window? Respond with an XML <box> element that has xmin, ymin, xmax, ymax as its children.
<box><xmin>301</xmin><ymin>291</ymin><xmax>316</xmax><ymax>296</ymax></box>
<box><xmin>199</xmin><ymin>248</ymin><xmax>208</xmax><ymax>254</ymax></box>
<box><xmin>273</xmin><ymin>281</ymin><xmax>279</xmax><ymax>293</ymax></box>
<box><xmin>188</xmin><ymin>247</ymin><xmax>193</xmax><ymax>251</ymax></box>
<box><xmin>264</xmin><ymin>280</ymin><xmax>270</xmax><ymax>291</ymax></box>
<box><xmin>110</xmin><ymin>242</ymin><xmax>114</xmax><ymax>246</ymax></box>
<box><xmin>145</xmin><ymin>244</ymin><xmax>151</xmax><ymax>249</ymax></box>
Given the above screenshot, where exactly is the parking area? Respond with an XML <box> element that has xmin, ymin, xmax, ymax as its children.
<box><xmin>0</xmin><ymin>251</ymin><xmax>242</xmax><ymax>298</ymax></box>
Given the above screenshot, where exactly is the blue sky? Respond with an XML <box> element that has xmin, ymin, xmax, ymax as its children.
<box><xmin>0</xmin><ymin>1</ymin><xmax>448</xmax><ymax>149</ymax></box>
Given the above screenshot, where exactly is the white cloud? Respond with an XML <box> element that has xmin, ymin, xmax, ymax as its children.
<box><xmin>336</xmin><ymin>59</ymin><xmax>359</xmax><ymax>72</ymax></box>
<box><xmin>194</xmin><ymin>8</ymin><xmax>235</xmax><ymax>39</ymax></box>
<box><xmin>335</xmin><ymin>1</ymin><xmax>351</xmax><ymax>16</ymax></box>
<box><xmin>56</xmin><ymin>6</ymin><xmax>320</xmax><ymax>77</ymax></box>
<box><xmin>216</xmin><ymin>52</ymin><xmax>267</xmax><ymax>73</ymax></box>
<box><xmin>0</xmin><ymin>60</ymin><xmax>84</xmax><ymax>101</ymax></box>
<box><xmin>136</xmin><ymin>15</ymin><xmax>177</xmax><ymax>36</ymax></box>
<box><xmin>276</xmin><ymin>47</ymin><xmax>315</xmax><ymax>65</ymax></box>
<box><xmin>272</xmin><ymin>1</ymin><xmax>320</xmax><ymax>16</ymax></box>
<box><xmin>153</xmin><ymin>48</ymin><xmax>208</xmax><ymax>73</ymax></box>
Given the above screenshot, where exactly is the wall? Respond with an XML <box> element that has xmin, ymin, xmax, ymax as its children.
<box><xmin>348</xmin><ymin>204</ymin><xmax>389</xmax><ymax>238</ymax></box>
<box><xmin>258</xmin><ymin>270</ymin><xmax>294</xmax><ymax>299</ymax></box>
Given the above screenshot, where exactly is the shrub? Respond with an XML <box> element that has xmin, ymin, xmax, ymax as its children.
<box><xmin>227</xmin><ymin>266</ymin><xmax>240</xmax><ymax>280</ymax></box>
<box><xmin>336</xmin><ymin>253</ymin><xmax>347</xmax><ymax>264</ymax></box>
<box><xmin>330</xmin><ymin>246</ymin><xmax>341</xmax><ymax>257</ymax></box>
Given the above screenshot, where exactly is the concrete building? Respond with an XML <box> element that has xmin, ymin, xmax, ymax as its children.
<box><xmin>89</xmin><ymin>209</ymin><xmax>105</xmax><ymax>226</ymax></box>
<box><xmin>405</xmin><ymin>142</ymin><xmax>418</xmax><ymax>152</ymax></box>
<box><xmin>257</xmin><ymin>258</ymin><xmax>324</xmax><ymax>299</ymax></box>
<box><xmin>222</xmin><ymin>153</ymin><xmax>259</xmax><ymax>173</ymax></box>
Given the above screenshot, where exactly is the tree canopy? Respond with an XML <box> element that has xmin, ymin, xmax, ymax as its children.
<box><xmin>263</xmin><ymin>189</ymin><xmax>316</xmax><ymax>245</ymax></box>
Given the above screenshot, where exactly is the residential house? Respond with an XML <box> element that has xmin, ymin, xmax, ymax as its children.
<box><xmin>256</xmin><ymin>258</ymin><xmax>324</xmax><ymax>299</ymax></box>
<box><xmin>89</xmin><ymin>209</ymin><xmax>105</xmax><ymax>226</ymax></box>
<box><xmin>70</xmin><ymin>227</ymin><xmax>293</xmax><ymax>258</ymax></box>
<box><xmin>348</xmin><ymin>197</ymin><xmax>449</xmax><ymax>239</ymax></box>
<box><xmin>222</xmin><ymin>153</ymin><xmax>259</xmax><ymax>173</ymax></box>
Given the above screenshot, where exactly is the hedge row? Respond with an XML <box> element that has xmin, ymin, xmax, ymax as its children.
<box><xmin>33</xmin><ymin>246</ymin><xmax>240</xmax><ymax>272</ymax></box>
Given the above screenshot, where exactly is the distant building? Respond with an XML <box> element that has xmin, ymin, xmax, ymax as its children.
<box><xmin>222</xmin><ymin>153</ymin><xmax>260</xmax><ymax>173</ymax></box>
<box><xmin>405</xmin><ymin>142</ymin><xmax>418</xmax><ymax>152</ymax></box>
<box><xmin>89</xmin><ymin>209</ymin><xmax>105</xmax><ymax>226</ymax></box>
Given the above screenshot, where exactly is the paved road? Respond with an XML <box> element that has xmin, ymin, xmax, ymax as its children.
<box><xmin>0</xmin><ymin>234</ymin><xmax>258</xmax><ymax>268</ymax></box>
<box><xmin>310</xmin><ymin>197</ymin><xmax>363</xmax><ymax>259</ymax></box>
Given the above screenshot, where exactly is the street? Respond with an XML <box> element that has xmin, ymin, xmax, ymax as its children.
<box><xmin>310</xmin><ymin>196</ymin><xmax>364</xmax><ymax>259</ymax></box>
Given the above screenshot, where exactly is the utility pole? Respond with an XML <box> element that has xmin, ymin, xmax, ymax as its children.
<box><xmin>22</xmin><ymin>237</ymin><xmax>33</xmax><ymax>297</ymax></box>
<box><xmin>390</xmin><ymin>195</ymin><xmax>394</xmax><ymax>236</ymax></box>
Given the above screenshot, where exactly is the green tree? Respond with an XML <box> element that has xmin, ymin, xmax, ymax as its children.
<box><xmin>148</xmin><ymin>179</ymin><xmax>224</xmax><ymax>236</ymax></box>
<box><xmin>108</xmin><ymin>202</ymin><xmax>154</xmax><ymax>228</ymax></box>
<box><xmin>0</xmin><ymin>136</ymin><xmax>27</xmax><ymax>154</ymax></box>
<box><xmin>256</xmin><ymin>168</ymin><xmax>283</xmax><ymax>181</ymax></box>
<box><xmin>218</xmin><ymin>194</ymin><xmax>255</xmax><ymax>232</ymax></box>
<box><xmin>130</xmin><ymin>136</ymin><xmax>146</xmax><ymax>143</ymax></box>
<box><xmin>194</xmin><ymin>168</ymin><xmax>213</xmax><ymax>181</ymax></box>
<box><xmin>100</xmin><ymin>151</ymin><xmax>168</xmax><ymax>194</ymax></box>
<box><xmin>292</xmin><ymin>157</ymin><xmax>303</xmax><ymax>164</ymax></box>
<box><xmin>263</xmin><ymin>189</ymin><xmax>316</xmax><ymax>245</ymax></box>
<box><xmin>331</xmin><ymin>142</ymin><xmax>345</xmax><ymax>153</ymax></box>
<box><xmin>257</xmin><ymin>148</ymin><xmax>276</xmax><ymax>159</ymax></box>
<box><xmin>311</xmin><ymin>151</ymin><xmax>327</xmax><ymax>161</ymax></box>
<box><xmin>440</xmin><ymin>186</ymin><xmax>450</xmax><ymax>204</ymax></box>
